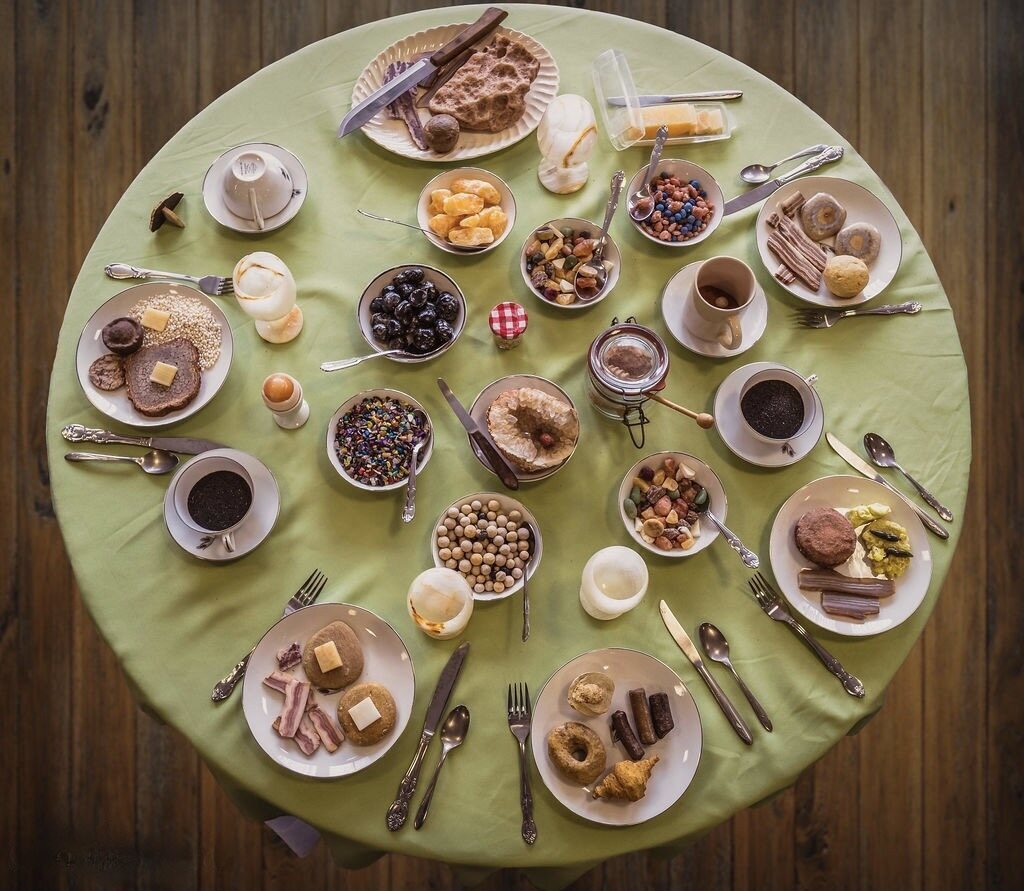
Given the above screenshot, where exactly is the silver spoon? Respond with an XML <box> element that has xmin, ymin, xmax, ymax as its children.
<box><xmin>699</xmin><ymin>622</ymin><xmax>773</xmax><ymax>732</ymax></box>
<box><xmin>573</xmin><ymin>169</ymin><xmax>624</xmax><ymax>302</ymax></box>
<box><xmin>863</xmin><ymin>432</ymin><xmax>954</xmax><ymax>522</ymax></box>
<box><xmin>401</xmin><ymin>422</ymin><xmax>431</xmax><ymax>524</ymax></box>
<box><xmin>357</xmin><ymin>210</ymin><xmax>488</xmax><ymax>251</ymax></box>
<box><xmin>628</xmin><ymin>125</ymin><xmax>669</xmax><ymax>222</ymax></box>
<box><xmin>64</xmin><ymin>449</ymin><xmax>180</xmax><ymax>475</ymax></box>
<box><xmin>320</xmin><ymin>349</ymin><xmax>406</xmax><ymax>372</ymax></box>
<box><xmin>413</xmin><ymin>704</ymin><xmax>470</xmax><ymax>830</ymax></box>
<box><xmin>739</xmin><ymin>143</ymin><xmax>830</xmax><ymax>184</ymax></box>
<box><xmin>693</xmin><ymin>492</ymin><xmax>759</xmax><ymax>568</ymax></box>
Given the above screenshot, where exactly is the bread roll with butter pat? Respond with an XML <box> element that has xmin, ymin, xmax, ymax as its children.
<box><xmin>347</xmin><ymin>696</ymin><xmax>382</xmax><ymax>731</ymax></box>
<box><xmin>149</xmin><ymin>361</ymin><xmax>178</xmax><ymax>387</ymax></box>
<box><xmin>313</xmin><ymin>640</ymin><xmax>342</xmax><ymax>673</ymax></box>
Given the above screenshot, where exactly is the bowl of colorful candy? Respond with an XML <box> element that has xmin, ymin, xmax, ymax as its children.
<box><xmin>625</xmin><ymin>160</ymin><xmax>723</xmax><ymax>248</ymax></box>
<box><xmin>327</xmin><ymin>388</ymin><xmax>433</xmax><ymax>492</ymax></box>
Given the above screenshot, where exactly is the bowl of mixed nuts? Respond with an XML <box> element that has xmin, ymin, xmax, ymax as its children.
<box><xmin>617</xmin><ymin>451</ymin><xmax>727</xmax><ymax>557</ymax></box>
<box><xmin>519</xmin><ymin>217</ymin><xmax>621</xmax><ymax>310</ymax></box>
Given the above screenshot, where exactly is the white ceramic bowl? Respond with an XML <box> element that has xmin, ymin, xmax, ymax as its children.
<box><xmin>625</xmin><ymin>159</ymin><xmax>724</xmax><ymax>248</ymax></box>
<box><xmin>357</xmin><ymin>264</ymin><xmax>466</xmax><ymax>363</ymax></box>
<box><xmin>416</xmin><ymin>166</ymin><xmax>516</xmax><ymax>255</ymax></box>
<box><xmin>617</xmin><ymin>451</ymin><xmax>726</xmax><ymax>557</ymax></box>
<box><xmin>519</xmin><ymin>217</ymin><xmax>622</xmax><ymax>311</ymax></box>
<box><xmin>430</xmin><ymin>492</ymin><xmax>543</xmax><ymax>601</ymax></box>
<box><xmin>326</xmin><ymin>388</ymin><xmax>433</xmax><ymax>492</ymax></box>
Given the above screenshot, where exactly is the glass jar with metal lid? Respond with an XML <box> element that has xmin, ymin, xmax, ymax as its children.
<box><xmin>586</xmin><ymin>318</ymin><xmax>670</xmax><ymax>447</ymax></box>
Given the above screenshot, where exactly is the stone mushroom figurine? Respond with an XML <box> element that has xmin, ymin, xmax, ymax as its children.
<box><xmin>149</xmin><ymin>192</ymin><xmax>185</xmax><ymax>231</ymax></box>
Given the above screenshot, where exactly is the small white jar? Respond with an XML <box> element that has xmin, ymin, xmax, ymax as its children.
<box><xmin>579</xmin><ymin>546</ymin><xmax>649</xmax><ymax>620</ymax></box>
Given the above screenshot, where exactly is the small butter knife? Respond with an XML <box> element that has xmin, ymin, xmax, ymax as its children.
<box><xmin>62</xmin><ymin>423</ymin><xmax>225</xmax><ymax>455</ymax></box>
<box><xmin>437</xmin><ymin>379</ymin><xmax>519</xmax><ymax>491</ymax></box>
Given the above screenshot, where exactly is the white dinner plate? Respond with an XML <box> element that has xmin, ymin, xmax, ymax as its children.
<box><xmin>467</xmin><ymin>374</ymin><xmax>578</xmax><ymax>482</ymax></box>
<box><xmin>713</xmin><ymin>362</ymin><xmax>824</xmax><ymax>468</ymax></box>
<box><xmin>531</xmin><ymin>647</ymin><xmax>702</xmax><ymax>827</ymax></box>
<box><xmin>350</xmin><ymin>24</ymin><xmax>559</xmax><ymax>162</ymax></box>
<box><xmin>430</xmin><ymin>491</ymin><xmax>543</xmax><ymax>601</ymax></box>
<box><xmin>162</xmin><ymin>448</ymin><xmax>279</xmax><ymax>562</ymax></box>
<box><xmin>661</xmin><ymin>261</ymin><xmax>768</xmax><ymax>358</ymax></box>
<box><xmin>617</xmin><ymin>452</ymin><xmax>726</xmax><ymax>558</ymax></box>
<box><xmin>75</xmin><ymin>282</ymin><xmax>233</xmax><ymax>429</ymax></box>
<box><xmin>754</xmin><ymin>176</ymin><xmax>902</xmax><ymax>307</ymax></box>
<box><xmin>241</xmin><ymin>602</ymin><xmax>415</xmax><ymax>778</ymax></box>
<box><xmin>768</xmin><ymin>474</ymin><xmax>933</xmax><ymax>636</ymax></box>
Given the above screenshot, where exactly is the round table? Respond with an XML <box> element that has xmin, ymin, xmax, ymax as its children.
<box><xmin>46</xmin><ymin>5</ymin><xmax>970</xmax><ymax>886</ymax></box>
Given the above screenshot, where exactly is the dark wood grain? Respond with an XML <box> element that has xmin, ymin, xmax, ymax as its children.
<box><xmin>5</xmin><ymin>1</ymin><xmax>1020</xmax><ymax>889</ymax></box>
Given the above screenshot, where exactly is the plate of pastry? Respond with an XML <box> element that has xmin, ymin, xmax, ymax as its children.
<box><xmin>532</xmin><ymin>647</ymin><xmax>702</xmax><ymax>826</ymax></box>
<box><xmin>768</xmin><ymin>475</ymin><xmax>933</xmax><ymax>636</ymax></box>
<box><xmin>754</xmin><ymin>176</ymin><xmax>902</xmax><ymax>307</ymax></box>
<box><xmin>350</xmin><ymin>22</ymin><xmax>559</xmax><ymax>162</ymax></box>
<box><xmin>241</xmin><ymin>601</ymin><xmax>415</xmax><ymax>778</ymax></box>
<box><xmin>75</xmin><ymin>282</ymin><xmax>233</xmax><ymax>428</ymax></box>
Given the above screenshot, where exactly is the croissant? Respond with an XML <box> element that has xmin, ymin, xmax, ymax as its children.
<box><xmin>592</xmin><ymin>755</ymin><xmax>660</xmax><ymax>801</ymax></box>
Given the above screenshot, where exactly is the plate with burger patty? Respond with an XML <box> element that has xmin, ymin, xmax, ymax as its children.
<box><xmin>768</xmin><ymin>474</ymin><xmax>933</xmax><ymax>636</ymax></box>
<box><xmin>75</xmin><ymin>282</ymin><xmax>233</xmax><ymax>428</ymax></box>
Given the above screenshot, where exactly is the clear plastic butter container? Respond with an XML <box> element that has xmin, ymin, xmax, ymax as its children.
<box><xmin>591</xmin><ymin>49</ymin><xmax>733</xmax><ymax>150</ymax></box>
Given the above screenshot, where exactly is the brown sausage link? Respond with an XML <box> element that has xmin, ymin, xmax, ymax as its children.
<box><xmin>648</xmin><ymin>692</ymin><xmax>674</xmax><ymax>739</ymax></box>
<box><xmin>610</xmin><ymin>710</ymin><xmax>645</xmax><ymax>761</ymax></box>
<box><xmin>629</xmin><ymin>688</ymin><xmax>657</xmax><ymax>745</ymax></box>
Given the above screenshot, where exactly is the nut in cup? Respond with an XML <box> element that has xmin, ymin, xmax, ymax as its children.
<box><xmin>685</xmin><ymin>256</ymin><xmax>756</xmax><ymax>349</ymax></box>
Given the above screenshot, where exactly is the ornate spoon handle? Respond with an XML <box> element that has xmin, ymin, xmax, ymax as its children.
<box><xmin>211</xmin><ymin>651</ymin><xmax>253</xmax><ymax>702</ymax></box>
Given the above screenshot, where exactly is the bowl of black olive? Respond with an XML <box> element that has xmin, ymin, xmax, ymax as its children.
<box><xmin>357</xmin><ymin>264</ymin><xmax>467</xmax><ymax>363</ymax></box>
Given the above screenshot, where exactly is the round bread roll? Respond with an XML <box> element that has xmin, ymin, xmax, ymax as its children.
<box><xmin>823</xmin><ymin>255</ymin><xmax>870</xmax><ymax>299</ymax></box>
<box><xmin>302</xmin><ymin>621</ymin><xmax>363</xmax><ymax>690</ymax></box>
<box><xmin>337</xmin><ymin>682</ymin><xmax>397</xmax><ymax>745</ymax></box>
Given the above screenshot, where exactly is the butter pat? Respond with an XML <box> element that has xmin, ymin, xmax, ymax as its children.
<box><xmin>640</xmin><ymin>103</ymin><xmax>697</xmax><ymax>138</ymax></box>
<box><xmin>141</xmin><ymin>308</ymin><xmax>170</xmax><ymax>332</ymax></box>
<box><xmin>149</xmin><ymin>362</ymin><xmax>178</xmax><ymax>386</ymax></box>
<box><xmin>347</xmin><ymin>696</ymin><xmax>381</xmax><ymax>731</ymax></box>
<box><xmin>313</xmin><ymin>640</ymin><xmax>342</xmax><ymax>673</ymax></box>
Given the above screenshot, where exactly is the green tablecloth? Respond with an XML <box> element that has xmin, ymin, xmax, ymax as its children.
<box><xmin>46</xmin><ymin>5</ymin><xmax>969</xmax><ymax>885</ymax></box>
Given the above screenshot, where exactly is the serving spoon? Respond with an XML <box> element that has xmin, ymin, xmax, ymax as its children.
<box><xmin>699</xmin><ymin>622</ymin><xmax>773</xmax><ymax>732</ymax></box>
<box><xmin>573</xmin><ymin>169</ymin><xmax>624</xmax><ymax>302</ymax></box>
<box><xmin>413</xmin><ymin>705</ymin><xmax>470</xmax><ymax>829</ymax></box>
<box><xmin>401</xmin><ymin>421</ymin><xmax>431</xmax><ymax>524</ymax></box>
<box><xmin>739</xmin><ymin>143</ymin><xmax>830</xmax><ymax>184</ymax></box>
<box><xmin>627</xmin><ymin>125</ymin><xmax>669</xmax><ymax>222</ymax></box>
<box><xmin>863</xmin><ymin>432</ymin><xmax>954</xmax><ymax>522</ymax></box>
<box><xmin>357</xmin><ymin>210</ymin><xmax>488</xmax><ymax>251</ymax></box>
<box><xmin>64</xmin><ymin>449</ymin><xmax>180</xmax><ymax>475</ymax></box>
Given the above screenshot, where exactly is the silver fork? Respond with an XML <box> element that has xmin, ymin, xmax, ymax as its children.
<box><xmin>747</xmin><ymin>572</ymin><xmax>865</xmax><ymax>698</ymax></box>
<box><xmin>211</xmin><ymin>569</ymin><xmax>328</xmax><ymax>702</ymax></box>
<box><xmin>105</xmin><ymin>262</ymin><xmax>234</xmax><ymax>297</ymax></box>
<box><xmin>793</xmin><ymin>301</ymin><xmax>922</xmax><ymax>329</ymax></box>
<box><xmin>507</xmin><ymin>682</ymin><xmax>537</xmax><ymax>845</ymax></box>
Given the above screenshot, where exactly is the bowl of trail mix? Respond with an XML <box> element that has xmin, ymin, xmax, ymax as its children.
<box><xmin>520</xmin><ymin>218</ymin><xmax>621</xmax><ymax>310</ymax></box>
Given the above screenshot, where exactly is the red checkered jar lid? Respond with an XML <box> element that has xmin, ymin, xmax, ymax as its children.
<box><xmin>488</xmin><ymin>302</ymin><xmax>528</xmax><ymax>339</ymax></box>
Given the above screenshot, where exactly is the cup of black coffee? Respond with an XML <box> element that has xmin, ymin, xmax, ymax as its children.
<box><xmin>172</xmin><ymin>454</ymin><xmax>254</xmax><ymax>553</ymax></box>
<box><xmin>738</xmin><ymin>366</ymin><xmax>818</xmax><ymax>447</ymax></box>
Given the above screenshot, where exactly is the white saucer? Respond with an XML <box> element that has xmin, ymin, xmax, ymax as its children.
<box><xmin>202</xmin><ymin>142</ymin><xmax>308</xmax><ymax>235</ymax></box>
<box><xmin>713</xmin><ymin>362</ymin><xmax>824</xmax><ymax>468</ymax></box>
<box><xmin>163</xmin><ymin>448</ymin><xmax>280</xmax><ymax>561</ymax></box>
<box><xmin>661</xmin><ymin>262</ymin><xmax>768</xmax><ymax>358</ymax></box>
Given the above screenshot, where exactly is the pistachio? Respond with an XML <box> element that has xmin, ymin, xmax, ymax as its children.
<box><xmin>623</xmin><ymin>499</ymin><xmax>638</xmax><ymax>520</ymax></box>
<box><xmin>629</xmin><ymin>485</ymin><xmax>643</xmax><ymax>504</ymax></box>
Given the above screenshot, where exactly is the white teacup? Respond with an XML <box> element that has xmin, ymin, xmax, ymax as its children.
<box><xmin>173</xmin><ymin>454</ymin><xmax>254</xmax><ymax>553</ymax></box>
<box><xmin>222</xmin><ymin>150</ymin><xmax>292</xmax><ymax>229</ymax></box>
<box><xmin>685</xmin><ymin>256</ymin><xmax>756</xmax><ymax>349</ymax></box>
<box><xmin>738</xmin><ymin>366</ymin><xmax>819</xmax><ymax>450</ymax></box>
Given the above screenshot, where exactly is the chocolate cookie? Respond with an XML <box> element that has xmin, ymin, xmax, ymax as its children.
<box><xmin>88</xmin><ymin>353</ymin><xmax>125</xmax><ymax>391</ymax></box>
<box><xmin>302</xmin><ymin>621</ymin><xmax>363</xmax><ymax>690</ymax></box>
<box><xmin>337</xmin><ymin>683</ymin><xmax>396</xmax><ymax>746</ymax></box>
<box><xmin>794</xmin><ymin>508</ymin><xmax>856</xmax><ymax>567</ymax></box>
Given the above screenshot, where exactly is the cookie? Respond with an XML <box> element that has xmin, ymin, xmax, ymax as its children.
<box><xmin>337</xmin><ymin>682</ymin><xmax>396</xmax><ymax>746</ymax></box>
<box><xmin>88</xmin><ymin>353</ymin><xmax>125</xmax><ymax>391</ymax></box>
<box><xmin>302</xmin><ymin>621</ymin><xmax>363</xmax><ymax>690</ymax></box>
<box><xmin>794</xmin><ymin>508</ymin><xmax>857</xmax><ymax>567</ymax></box>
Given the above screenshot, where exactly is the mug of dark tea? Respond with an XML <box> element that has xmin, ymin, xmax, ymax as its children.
<box><xmin>739</xmin><ymin>366</ymin><xmax>819</xmax><ymax>451</ymax></box>
<box><xmin>173</xmin><ymin>454</ymin><xmax>254</xmax><ymax>553</ymax></box>
<box><xmin>685</xmin><ymin>256</ymin><xmax>756</xmax><ymax>349</ymax></box>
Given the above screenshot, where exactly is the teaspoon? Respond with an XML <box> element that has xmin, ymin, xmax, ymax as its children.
<box><xmin>699</xmin><ymin>622</ymin><xmax>773</xmax><ymax>732</ymax></box>
<box><xmin>573</xmin><ymin>169</ymin><xmax>624</xmax><ymax>302</ymax></box>
<box><xmin>627</xmin><ymin>125</ymin><xmax>669</xmax><ymax>222</ymax></box>
<box><xmin>64</xmin><ymin>449</ymin><xmax>180</xmax><ymax>475</ymax></box>
<box><xmin>694</xmin><ymin>493</ymin><xmax>759</xmax><ymax>568</ymax></box>
<box><xmin>401</xmin><ymin>422</ymin><xmax>431</xmax><ymax>524</ymax></box>
<box><xmin>413</xmin><ymin>705</ymin><xmax>470</xmax><ymax>830</ymax></box>
<box><xmin>357</xmin><ymin>210</ymin><xmax>488</xmax><ymax>251</ymax></box>
<box><xmin>739</xmin><ymin>143</ymin><xmax>830</xmax><ymax>184</ymax></box>
<box><xmin>863</xmin><ymin>432</ymin><xmax>954</xmax><ymax>522</ymax></box>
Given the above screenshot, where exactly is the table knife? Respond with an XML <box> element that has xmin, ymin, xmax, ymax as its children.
<box><xmin>606</xmin><ymin>90</ymin><xmax>744</xmax><ymax>106</ymax></box>
<box><xmin>61</xmin><ymin>423</ymin><xmax>225</xmax><ymax>455</ymax></box>
<box><xmin>723</xmin><ymin>145</ymin><xmax>844</xmax><ymax>215</ymax></box>
<box><xmin>659</xmin><ymin>600</ymin><xmax>753</xmax><ymax>745</ymax></box>
<box><xmin>386</xmin><ymin>641</ymin><xmax>470</xmax><ymax>831</ymax></box>
<box><xmin>825</xmin><ymin>433</ymin><xmax>949</xmax><ymax>540</ymax></box>
<box><xmin>437</xmin><ymin>378</ymin><xmax>519</xmax><ymax>491</ymax></box>
<box><xmin>337</xmin><ymin>7</ymin><xmax>507</xmax><ymax>138</ymax></box>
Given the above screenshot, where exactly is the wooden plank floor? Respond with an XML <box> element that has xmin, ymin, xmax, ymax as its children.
<box><xmin>3</xmin><ymin>1</ymin><xmax>1021</xmax><ymax>888</ymax></box>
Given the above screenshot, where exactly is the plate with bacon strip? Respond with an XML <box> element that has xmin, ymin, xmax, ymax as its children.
<box><xmin>242</xmin><ymin>602</ymin><xmax>415</xmax><ymax>778</ymax></box>
<box><xmin>755</xmin><ymin>176</ymin><xmax>902</xmax><ymax>307</ymax></box>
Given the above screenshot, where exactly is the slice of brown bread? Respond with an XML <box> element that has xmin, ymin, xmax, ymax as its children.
<box><xmin>125</xmin><ymin>338</ymin><xmax>201</xmax><ymax>417</ymax></box>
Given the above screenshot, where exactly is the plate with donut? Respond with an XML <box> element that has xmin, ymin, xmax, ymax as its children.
<box><xmin>531</xmin><ymin>647</ymin><xmax>702</xmax><ymax>826</ymax></box>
